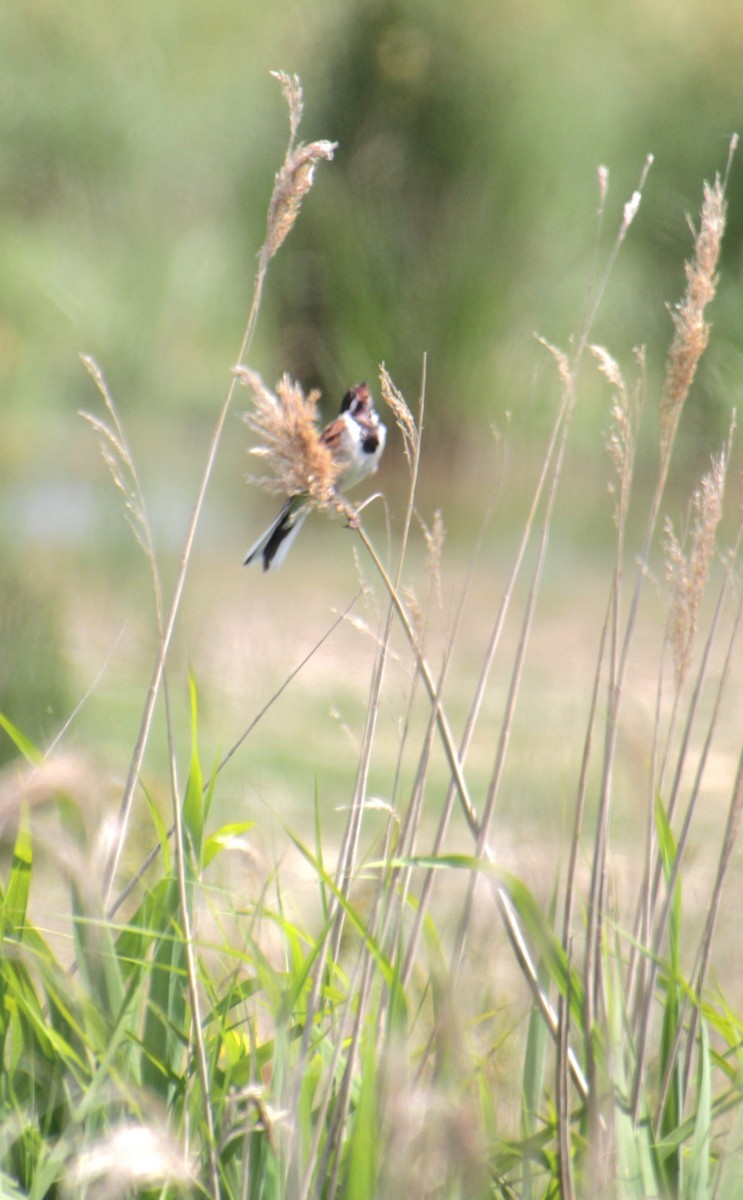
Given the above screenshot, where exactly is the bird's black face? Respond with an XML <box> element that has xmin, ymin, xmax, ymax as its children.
<box><xmin>340</xmin><ymin>382</ymin><xmax>371</xmax><ymax>417</ymax></box>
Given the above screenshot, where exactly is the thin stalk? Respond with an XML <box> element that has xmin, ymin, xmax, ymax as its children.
<box><xmin>81</xmin><ymin>357</ymin><xmax>220</xmax><ymax>1195</ymax></box>
<box><xmin>101</xmin><ymin>67</ymin><xmax>336</xmax><ymax>908</ymax></box>
<box><xmin>291</xmin><ymin>362</ymin><xmax>427</xmax><ymax>1189</ymax></box>
<box><xmin>452</xmin><ymin>371</ymin><xmax>576</xmax><ymax>980</ymax></box>
<box><xmin>401</xmin><ymin>367</ymin><xmax>575</xmax><ymax>988</ymax></box>
<box><xmin>356</xmin><ymin>521</ymin><xmax>589</xmax><ymax>1101</ymax></box>
<box><xmin>106</xmin><ymin>594</ymin><xmax>361</xmax><ymax>920</ymax></box>
<box><xmin>320</xmin><ymin>951</ymin><xmax>377</xmax><ymax>1199</ymax></box>
<box><xmin>557</xmin><ymin>938</ymin><xmax>577</xmax><ymax>1200</ymax></box>
<box><xmin>328</xmin><ymin>361</ymin><xmax>426</xmax><ymax>961</ymax></box>
<box><xmin>632</xmin><ymin>525</ymin><xmax>742</xmax><ymax>1124</ymax></box>
<box><xmin>294</xmin><ymin>916</ymin><xmax>373</xmax><ymax>1200</ymax></box>
<box><xmin>644</xmin><ymin>519</ymin><xmax>740</xmax><ymax>936</ymax></box>
<box><xmin>379</xmin><ymin>619</ymin><xmax>456</xmax><ymax>978</ymax></box>
<box><xmin>354</xmin><ymin>525</ymin><xmax>478</xmax><ymax>835</ymax></box>
<box><xmin>101</xmin><ymin>251</ymin><xmax>269</xmax><ymax>911</ymax></box>
<box><xmin>648</xmin><ymin>575</ymin><xmax>743</xmax><ymax>1129</ymax></box>
<box><xmin>172</xmin><ymin>790</ymin><xmax>220</xmax><ymax>1195</ymax></box>
<box><xmin>682</xmin><ymin>737</ymin><xmax>743</xmax><ymax>1101</ymax></box>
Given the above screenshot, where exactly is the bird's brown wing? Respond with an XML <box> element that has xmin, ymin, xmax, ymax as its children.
<box><xmin>319</xmin><ymin>416</ymin><xmax>347</xmax><ymax>453</ymax></box>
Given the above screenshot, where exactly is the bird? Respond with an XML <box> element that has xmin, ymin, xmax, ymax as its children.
<box><xmin>244</xmin><ymin>382</ymin><xmax>387</xmax><ymax>571</ymax></box>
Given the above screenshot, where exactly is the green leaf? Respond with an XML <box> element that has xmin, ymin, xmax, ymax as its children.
<box><xmin>183</xmin><ymin>675</ymin><xmax>204</xmax><ymax>863</ymax></box>
<box><xmin>346</xmin><ymin>1021</ymin><xmax>378</xmax><ymax>1199</ymax></box>
<box><xmin>288</xmin><ymin>834</ymin><xmax>395</xmax><ymax>989</ymax></box>
<box><xmin>3</xmin><ymin>807</ymin><xmax>33</xmax><ymax>938</ymax></box>
<box><xmin>521</xmin><ymin>952</ymin><xmax>550</xmax><ymax>1199</ymax></box>
<box><xmin>202</xmin><ymin>821</ymin><xmax>255</xmax><ymax>868</ymax></box>
<box><xmin>139</xmin><ymin>877</ymin><xmax>187</xmax><ymax>1100</ymax></box>
<box><xmin>0</xmin><ymin>713</ymin><xmax>43</xmax><ymax>764</ymax></box>
<box><xmin>684</xmin><ymin>1019</ymin><xmax>711</xmax><ymax>1200</ymax></box>
<box><xmin>142</xmin><ymin>781</ymin><xmax>173</xmax><ymax>874</ymax></box>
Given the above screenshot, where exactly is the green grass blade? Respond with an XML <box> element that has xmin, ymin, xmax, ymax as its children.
<box><xmin>607</xmin><ymin>949</ymin><xmax>659</xmax><ymax>1198</ymax></box>
<box><xmin>142</xmin><ymin>779</ymin><xmax>173</xmax><ymax>874</ymax></box>
<box><xmin>203</xmin><ymin>821</ymin><xmax>255</xmax><ymax>868</ymax></box>
<box><xmin>683</xmin><ymin>1018</ymin><xmax>711</xmax><ymax>1200</ymax></box>
<box><xmin>139</xmin><ymin>877</ymin><xmax>187</xmax><ymax>1100</ymax></box>
<box><xmin>3</xmin><ymin>806</ymin><xmax>32</xmax><ymax>939</ymax></box>
<box><xmin>655</xmin><ymin>793</ymin><xmax>683</xmax><ymax>1193</ymax></box>
<box><xmin>346</xmin><ymin>1021</ymin><xmax>378</xmax><ymax>1200</ymax></box>
<box><xmin>521</xmin><ymin>955</ymin><xmax>550</xmax><ymax>1200</ymax></box>
<box><xmin>55</xmin><ymin>794</ymin><xmax>126</xmax><ymax>1024</ymax></box>
<box><xmin>0</xmin><ymin>714</ymin><xmax>43</xmax><ymax>764</ymax></box>
<box><xmin>183</xmin><ymin>674</ymin><xmax>205</xmax><ymax>864</ymax></box>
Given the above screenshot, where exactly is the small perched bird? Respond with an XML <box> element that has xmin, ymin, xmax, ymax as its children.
<box><xmin>244</xmin><ymin>382</ymin><xmax>387</xmax><ymax>571</ymax></box>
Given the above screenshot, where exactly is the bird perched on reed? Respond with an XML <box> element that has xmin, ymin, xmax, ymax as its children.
<box><xmin>243</xmin><ymin>381</ymin><xmax>386</xmax><ymax>571</ymax></box>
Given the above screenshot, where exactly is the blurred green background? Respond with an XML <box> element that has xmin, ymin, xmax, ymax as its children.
<box><xmin>1</xmin><ymin>0</ymin><xmax>742</xmax><ymax>762</ymax></box>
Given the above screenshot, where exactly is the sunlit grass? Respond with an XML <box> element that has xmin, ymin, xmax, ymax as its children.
<box><xmin>1</xmin><ymin>71</ymin><xmax>743</xmax><ymax>1200</ymax></box>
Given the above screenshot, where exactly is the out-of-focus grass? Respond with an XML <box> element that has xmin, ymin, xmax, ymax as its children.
<box><xmin>2</xmin><ymin>50</ymin><xmax>743</xmax><ymax>1192</ymax></box>
<box><xmin>2</xmin><ymin>0</ymin><xmax>741</xmax><ymax>976</ymax></box>
<box><xmin>3</xmin><ymin>1</ymin><xmax>741</xmax><ymax>750</ymax></box>
<box><xmin>2</xmin><ymin>0</ymin><xmax>742</xmax><ymax>445</ymax></box>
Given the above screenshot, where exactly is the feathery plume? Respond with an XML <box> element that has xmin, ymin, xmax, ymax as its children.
<box><xmin>380</xmin><ymin>364</ymin><xmax>419</xmax><ymax>469</ymax></box>
<box><xmin>237</xmin><ymin>368</ymin><xmax>339</xmax><ymax>508</ymax></box>
<box><xmin>63</xmin><ymin>1123</ymin><xmax>194</xmax><ymax>1195</ymax></box>
<box><xmin>535</xmin><ymin>335</ymin><xmax>571</xmax><ymax>390</ymax></box>
<box><xmin>79</xmin><ymin>355</ymin><xmax>152</xmax><ymax>558</ymax></box>
<box><xmin>420</xmin><ymin>508</ymin><xmax>445</xmax><ymax>607</ymax></box>
<box><xmin>659</xmin><ymin>175</ymin><xmax>727</xmax><ymax>462</ymax></box>
<box><xmin>593</xmin><ymin>343</ymin><xmax>645</xmax><ymax>527</ymax></box>
<box><xmin>663</xmin><ymin>418</ymin><xmax>734</xmax><ymax>690</ymax></box>
<box><xmin>263</xmin><ymin>72</ymin><xmax>336</xmax><ymax>261</ymax></box>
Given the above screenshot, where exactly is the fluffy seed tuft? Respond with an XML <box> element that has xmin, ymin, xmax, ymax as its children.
<box><xmin>237</xmin><ymin>368</ymin><xmax>339</xmax><ymax>508</ymax></box>
<box><xmin>260</xmin><ymin>72</ymin><xmax>337</xmax><ymax>262</ymax></box>
<box><xmin>663</xmin><ymin>419</ymin><xmax>733</xmax><ymax>690</ymax></box>
<box><xmin>593</xmin><ymin>343</ymin><xmax>645</xmax><ymax>527</ymax></box>
<box><xmin>380</xmin><ymin>364</ymin><xmax>419</xmax><ymax>468</ymax></box>
<box><xmin>660</xmin><ymin>175</ymin><xmax>727</xmax><ymax>461</ymax></box>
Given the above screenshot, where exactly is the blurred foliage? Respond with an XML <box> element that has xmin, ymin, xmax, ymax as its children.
<box><xmin>291</xmin><ymin>0</ymin><xmax>743</xmax><ymax>452</ymax></box>
<box><xmin>0</xmin><ymin>559</ymin><xmax>69</xmax><ymax>762</ymax></box>
<box><xmin>1</xmin><ymin>0</ymin><xmax>742</xmax><ymax>464</ymax></box>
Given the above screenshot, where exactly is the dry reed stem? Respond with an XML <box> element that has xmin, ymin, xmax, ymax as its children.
<box><xmin>653</xmin><ymin>575</ymin><xmax>743</xmax><ymax>1126</ymax></box>
<box><xmin>90</xmin><ymin>71</ymin><xmax>335</xmax><ymax>1200</ymax></box>
<box><xmin>354</xmin><ymin>518</ymin><xmax>590</xmax><ymax>1101</ymax></box>
<box><xmin>104</xmin><ymin>69</ymin><xmax>336</xmax><ymax>929</ymax></box>
<box><xmin>294</xmin><ymin>364</ymin><xmax>428</xmax><ymax>1197</ymax></box>
<box><xmin>80</xmin><ymin>362</ymin><xmax>217</xmax><ymax>1191</ymax></box>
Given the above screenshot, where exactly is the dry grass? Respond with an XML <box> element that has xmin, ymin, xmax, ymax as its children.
<box><xmin>3</xmin><ymin>65</ymin><xmax>742</xmax><ymax>1198</ymax></box>
<box><xmin>236</xmin><ymin>369</ymin><xmax>340</xmax><ymax>508</ymax></box>
<box><xmin>660</xmin><ymin>170</ymin><xmax>729</xmax><ymax>462</ymax></box>
<box><xmin>263</xmin><ymin>71</ymin><xmax>336</xmax><ymax>262</ymax></box>
<box><xmin>664</xmin><ymin>422</ymin><xmax>733</xmax><ymax>692</ymax></box>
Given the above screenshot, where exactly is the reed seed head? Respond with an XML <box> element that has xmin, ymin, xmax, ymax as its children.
<box><xmin>380</xmin><ymin>364</ymin><xmax>419</xmax><ymax>468</ymax></box>
<box><xmin>265</xmin><ymin>138</ymin><xmax>337</xmax><ymax>261</ymax></box>
<box><xmin>664</xmin><ymin>431</ymin><xmax>731</xmax><ymax>691</ymax></box>
<box><xmin>237</xmin><ymin>368</ymin><xmax>339</xmax><ymax>507</ymax></box>
<box><xmin>593</xmin><ymin>343</ymin><xmax>644</xmax><ymax>528</ymax></box>
<box><xmin>259</xmin><ymin>71</ymin><xmax>337</xmax><ymax>263</ymax></box>
<box><xmin>660</xmin><ymin>175</ymin><xmax>727</xmax><ymax>461</ymax></box>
